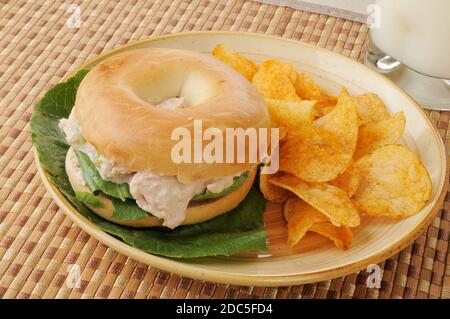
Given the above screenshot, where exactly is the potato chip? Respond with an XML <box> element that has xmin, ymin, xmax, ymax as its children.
<box><xmin>283</xmin><ymin>197</ymin><xmax>297</xmax><ymax>220</ymax></box>
<box><xmin>270</xmin><ymin>59</ymin><xmax>297</xmax><ymax>83</ymax></box>
<box><xmin>283</xmin><ymin>197</ymin><xmax>298</xmax><ymax>221</ymax></box>
<box><xmin>354</xmin><ymin>112</ymin><xmax>406</xmax><ymax>158</ymax></box>
<box><xmin>295</xmin><ymin>72</ymin><xmax>328</xmax><ymax>100</ymax></box>
<box><xmin>266</xmin><ymin>99</ymin><xmax>317</xmax><ymax>129</ymax></box>
<box><xmin>252</xmin><ymin>60</ymin><xmax>300</xmax><ymax>101</ymax></box>
<box><xmin>270</xmin><ymin>173</ymin><xmax>360</xmax><ymax>227</ymax></box>
<box><xmin>353</xmin><ymin>145</ymin><xmax>432</xmax><ymax>218</ymax></box>
<box><xmin>279</xmin><ymin>126</ymin><xmax>289</xmax><ymax>144</ymax></box>
<box><xmin>295</xmin><ymin>72</ymin><xmax>337</xmax><ymax>116</ymax></box>
<box><xmin>309</xmin><ymin>223</ymin><xmax>353</xmax><ymax>250</ymax></box>
<box><xmin>284</xmin><ymin>198</ymin><xmax>353</xmax><ymax>249</ymax></box>
<box><xmin>316</xmin><ymin>102</ymin><xmax>336</xmax><ymax>118</ymax></box>
<box><xmin>283</xmin><ymin>198</ymin><xmax>328</xmax><ymax>222</ymax></box>
<box><xmin>330</xmin><ymin>162</ymin><xmax>360</xmax><ymax>197</ymax></box>
<box><xmin>286</xmin><ymin>212</ymin><xmax>316</xmax><ymax>247</ymax></box>
<box><xmin>212</xmin><ymin>44</ymin><xmax>258</xmax><ymax>81</ymax></box>
<box><xmin>314</xmin><ymin>88</ymin><xmax>358</xmax><ymax>150</ymax></box>
<box><xmin>260</xmin><ymin>171</ymin><xmax>292</xmax><ymax>203</ymax></box>
<box><xmin>279</xmin><ymin>126</ymin><xmax>351</xmax><ymax>182</ymax></box>
<box><xmin>284</xmin><ymin>198</ymin><xmax>325</xmax><ymax>247</ymax></box>
<box><xmin>354</xmin><ymin>93</ymin><xmax>390</xmax><ymax>125</ymax></box>
<box><xmin>279</xmin><ymin>88</ymin><xmax>357</xmax><ymax>182</ymax></box>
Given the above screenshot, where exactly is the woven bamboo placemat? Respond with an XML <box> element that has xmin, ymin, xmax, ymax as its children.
<box><xmin>0</xmin><ymin>0</ymin><xmax>449</xmax><ymax>299</ymax></box>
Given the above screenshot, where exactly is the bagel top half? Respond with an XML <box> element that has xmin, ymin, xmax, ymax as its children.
<box><xmin>74</xmin><ymin>48</ymin><xmax>270</xmax><ymax>183</ymax></box>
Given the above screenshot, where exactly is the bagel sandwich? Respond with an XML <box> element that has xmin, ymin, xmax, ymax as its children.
<box><xmin>58</xmin><ymin>48</ymin><xmax>270</xmax><ymax>229</ymax></box>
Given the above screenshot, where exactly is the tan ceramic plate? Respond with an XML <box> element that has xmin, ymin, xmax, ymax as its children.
<box><xmin>35</xmin><ymin>32</ymin><xmax>448</xmax><ymax>287</ymax></box>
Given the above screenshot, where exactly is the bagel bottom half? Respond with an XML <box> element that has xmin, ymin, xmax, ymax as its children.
<box><xmin>65</xmin><ymin>147</ymin><xmax>257</xmax><ymax>228</ymax></box>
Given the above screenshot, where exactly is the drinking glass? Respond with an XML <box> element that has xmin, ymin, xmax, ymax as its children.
<box><xmin>364</xmin><ymin>0</ymin><xmax>450</xmax><ymax>110</ymax></box>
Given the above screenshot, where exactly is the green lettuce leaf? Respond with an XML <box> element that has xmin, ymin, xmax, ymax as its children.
<box><xmin>30</xmin><ymin>69</ymin><xmax>90</xmax><ymax>196</ymax></box>
<box><xmin>30</xmin><ymin>69</ymin><xmax>268</xmax><ymax>258</ymax></box>
<box><xmin>35</xmin><ymin>69</ymin><xmax>90</xmax><ymax>118</ymax></box>
<box><xmin>191</xmin><ymin>171</ymin><xmax>248</xmax><ymax>201</ymax></box>
<box><xmin>75</xmin><ymin>191</ymin><xmax>103</xmax><ymax>208</ymax></box>
<box><xmin>108</xmin><ymin>187</ymin><xmax>267</xmax><ymax>258</ymax></box>
<box><xmin>65</xmin><ymin>186</ymin><xmax>267</xmax><ymax>258</ymax></box>
<box><xmin>111</xmin><ymin>197</ymin><xmax>151</xmax><ymax>221</ymax></box>
<box><xmin>74</xmin><ymin>150</ymin><xmax>133</xmax><ymax>201</ymax></box>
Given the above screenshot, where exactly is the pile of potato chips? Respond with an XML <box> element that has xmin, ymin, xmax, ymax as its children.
<box><xmin>213</xmin><ymin>44</ymin><xmax>432</xmax><ymax>250</ymax></box>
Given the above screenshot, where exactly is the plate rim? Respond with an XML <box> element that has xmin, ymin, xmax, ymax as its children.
<box><xmin>33</xmin><ymin>31</ymin><xmax>449</xmax><ymax>287</ymax></box>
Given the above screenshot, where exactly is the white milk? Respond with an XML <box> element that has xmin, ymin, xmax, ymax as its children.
<box><xmin>370</xmin><ymin>0</ymin><xmax>450</xmax><ymax>79</ymax></box>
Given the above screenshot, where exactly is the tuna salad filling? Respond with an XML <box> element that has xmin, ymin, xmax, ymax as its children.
<box><xmin>59</xmin><ymin>110</ymin><xmax>248</xmax><ymax>228</ymax></box>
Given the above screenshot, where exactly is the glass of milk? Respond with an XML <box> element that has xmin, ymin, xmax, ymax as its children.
<box><xmin>365</xmin><ymin>0</ymin><xmax>450</xmax><ymax>110</ymax></box>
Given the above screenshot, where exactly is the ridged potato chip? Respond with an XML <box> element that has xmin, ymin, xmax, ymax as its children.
<box><xmin>309</xmin><ymin>223</ymin><xmax>353</xmax><ymax>250</ymax></box>
<box><xmin>279</xmin><ymin>126</ymin><xmax>350</xmax><ymax>182</ymax></box>
<box><xmin>260</xmin><ymin>171</ymin><xmax>292</xmax><ymax>203</ymax></box>
<box><xmin>330</xmin><ymin>162</ymin><xmax>360</xmax><ymax>197</ymax></box>
<box><xmin>354</xmin><ymin>93</ymin><xmax>390</xmax><ymax>125</ymax></box>
<box><xmin>212</xmin><ymin>44</ymin><xmax>258</xmax><ymax>80</ymax></box>
<box><xmin>295</xmin><ymin>72</ymin><xmax>337</xmax><ymax>116</ymax></box>
<box><xmin>354</xmin><ymin>112</ymin><xmax>406</xmax><ymax>158</ymax></box>
<box><xmin>266</xmin><ymin>99</ymin><xmax>317</xmax><ymax>129</ymax></box>
<box><xmin>271</xmin><ymin>173</ymin><xmax>360</xmax><ymax>227</ymax></box>
<box><xmin>353</xmin><ymin>145</ymin><xmax>432</xmax><ymax>218</ymax></box>
<box><xmin>284</xmin><ymin>198</ymin><xmax>353</xmax><ymax>249</ymax></box>
<box><xmin>252</xmin><ymin>60</ymin><xmax>300</xmax><ymax>101</ymax></box>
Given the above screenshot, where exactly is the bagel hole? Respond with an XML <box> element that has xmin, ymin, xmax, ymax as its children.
<box><xmin>156</xmin><ymin>96</ymin><xmax>186</xmax><ymax>109</ymax></box>
<box><xmin>130</xmin><ymin>65</ymin><xmax>189</xmax><ymax>107</ymax></box>
<box><xmin>130</xmin><ymin>67</ymin><xmax>218</xmax><ymax>109</ymax></box>
<box><xmin>180</xmin><ymin>71</ymin><xmax>219</xmax><ymax>107</ymax></box>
